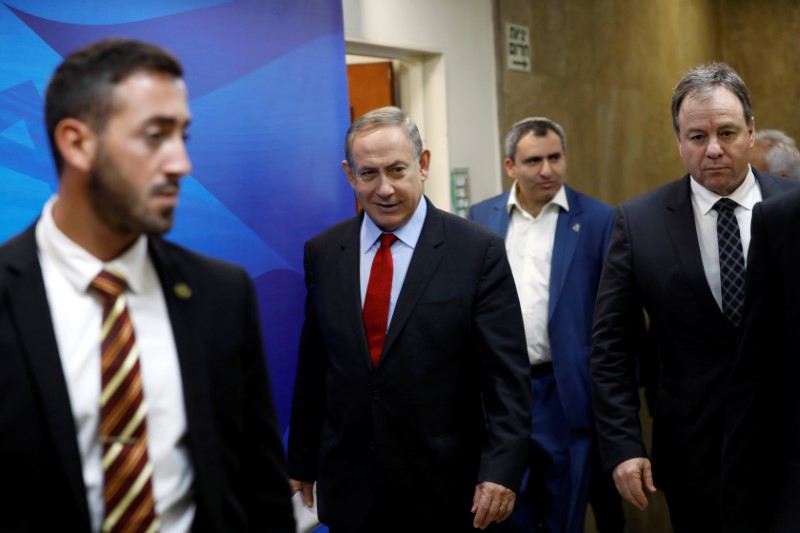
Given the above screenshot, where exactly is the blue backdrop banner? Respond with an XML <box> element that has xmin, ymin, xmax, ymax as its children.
<box><xmin>0</xmin><ymin>0</ymin><xmax>353</xmax><ymax>439</ymax></box>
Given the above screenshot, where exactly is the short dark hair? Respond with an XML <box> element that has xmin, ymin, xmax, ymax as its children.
<box><xmin>344</xmin><ymin>106</ymin><xmax>423</xmax><ymax>168</ymax></box>
<box><xmin>45</xmin><ymin>38</ymin><xmax>183</xmax><ymax>173</ymax></box>
<box><xmin>505</xmin><ymin>117</ymin><xmax>567</xmax><ymax>162</ymax></box>
<box><xmin>671</xmin><ymin>61</ymin><xmax>753</xmax><ymax>135</ymax></box>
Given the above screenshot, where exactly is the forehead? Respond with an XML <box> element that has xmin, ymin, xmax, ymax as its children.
<box><xmin>351</xmin><ymin>125</ymin><xmax>414</xmax><ymax>163</ymax></box>
<box><xmin>678</xmin><ymin>87</ymin><xmax>745</xmax><ymax>127</ymax></box>
<box><xmin>109</xmin><ymin>70</ymin><xmax>190</xmax><ymax>122</ymax></box>
<box><xmin>516</xmin><ymin>129</ymin><xmax>563</xmax><ymax>155</ymax></box>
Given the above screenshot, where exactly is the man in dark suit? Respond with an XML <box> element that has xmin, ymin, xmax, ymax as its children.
<box><xmin>0</xmin><ymin>38</ymin><xmax>294</xmax><ymax>531</ymax></box>
<box><xmin>288</xmin><ymin>106</ymin><xmax>531</xmax><ymax>532</ymax></box>
<box><xmin>722</xmin><ymin>187</ymin><xmax>800</xmax><ymax>532</ymax></box>
<box><xmin>469</xmin><ymin>117</ymin><xmax>617</xmax><ymax>533</ymax></box>
<box><xmin>590</xmin><ymin>61</ymin><xmax>797</xmax><ymax>532</ymax></box>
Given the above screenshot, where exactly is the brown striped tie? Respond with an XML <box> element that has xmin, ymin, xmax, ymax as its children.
<box><xmin>92</xmin><ymin>270</ymin><xmax>160</xmax><ymax>533</ymax></box>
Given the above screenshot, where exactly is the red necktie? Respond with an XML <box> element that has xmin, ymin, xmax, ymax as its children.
<box><xmin>91</xmin><ymin>270</ymin><xmax>160</xmax><ymax>533</ymax></box>
<box><xmin>363</xmin><ymin>233</ymin><xmax>397</xmax><ymax>366</ymax></box>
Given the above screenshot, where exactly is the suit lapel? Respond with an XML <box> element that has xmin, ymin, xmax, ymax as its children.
<box><xmin>549</xmin><ymin>187</ymin><xmax>581</xmax><ymax>319</ymax></box>
<box><xmin>147</xmin><ymin>239</ymin><xmax>224</xmax><ymax>516</ymax></box>
<box><xmin>380</xmin><ymin>201</ymin><xmax>445</xmax><ymax>365</ymax></box>
<box><xmin>664</xmin><ymin>177</ymin><xmax>728</xmax><ymax>322</ymax></box>
<box><xmin>488</xmin><ymin>192</ymin><xmax>511</xmax><ymax>238</ymax></box>
<box><xmin>149</xmin><ymin>240</ymin><xmax>210</xmax><ymax>419</ymax></box>
<box><xmin>337</xmin><ymin>216</ymin><xmax>373</xmax><ymax>369</ymax></box>
<box><xmin>2</xmin><ymin>226</ymin><xmax>90</xmax><ymax>525</ymax></box>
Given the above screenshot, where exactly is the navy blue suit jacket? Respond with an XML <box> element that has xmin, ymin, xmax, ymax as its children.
<box><xmin>469</xmin><ymin>184</ymin><xmax>615</xmax><ymax>429</ymax></box>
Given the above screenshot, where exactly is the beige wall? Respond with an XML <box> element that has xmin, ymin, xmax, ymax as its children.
<box><xmin>493</xmin><ymin>0</ymin><xmax>800</xmax><ymax>207</ymax></box>
<box><xmin>720</xmin><ymin>0</ymin><xmax>800</xmax><ymax>146</ymax></box>
<box><xmin>342</xmin><ymin>0</ymin><xmax>502</xmax><ymax>210</ymax></box>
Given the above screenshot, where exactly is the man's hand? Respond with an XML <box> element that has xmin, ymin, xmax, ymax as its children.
<box><xmin>471</xmin><ymin>481</ymin><xmax>516</xmax><ymax>530</ymax></box>
<box><xmin>289</xmin><ymin>478</ymin><xmax>315</xmax><ymax>508</ymax></box>
<box><xmin>612</xmin><ymin>457</ymin><xmax>656</xmax><ymax>510</ymax></box>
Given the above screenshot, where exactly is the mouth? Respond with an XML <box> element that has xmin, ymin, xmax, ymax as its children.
<box><xmin>153</xmin><ymin>183</ymin><xmax>179</xmax><ymax>196</ymax></box>
<box><xmin>151</xmin><ymin>184</ymin><xmax>180</xmax><ymax>207</ymax></box>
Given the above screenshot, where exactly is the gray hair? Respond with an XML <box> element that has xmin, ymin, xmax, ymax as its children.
<box><xmin>504</xmin><ymin>117</ymin><xmax>567</xmax><ymax>162</ymax></box>
<box><xmin>756</xmin><ymin>129</ymin><xmax>800</xmax><ymax>180</ymax></box>
<box><xmin>671</xmin><ymin>61</ymin><xmax>753</xmax><ymax>135</ymax></box>
<box><xmin>344</xmin><ymin>106</ymin><xmax>423</xmax><ymax>168</ymax></box>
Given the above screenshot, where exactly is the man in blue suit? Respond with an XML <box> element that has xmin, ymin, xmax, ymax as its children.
<box><xmin>469</xmin><ymin>117</ymin><xmax>616</xmax><ymax>533</ymax></box>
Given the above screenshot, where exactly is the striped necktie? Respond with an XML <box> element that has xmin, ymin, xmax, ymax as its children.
<box><xmin>91</xmin><ymin>270</ymin><xmax>160</xmax><ymax>533</ymax></box>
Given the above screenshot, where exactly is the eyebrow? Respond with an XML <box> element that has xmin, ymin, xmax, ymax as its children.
<box><xmin>143</xmin><ymin>116</ymin><xmax>191</xmax><ymax>128</ymax></box>
<box><xmin>524</xmin><ymin>151</ymin><xmax>561</xmax><ymax>161</ymax></box>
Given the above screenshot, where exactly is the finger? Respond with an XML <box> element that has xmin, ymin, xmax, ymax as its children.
<box><xmin>473</xmin><ymin>502</ymin><xmax>489</xmax><ymax>529</ymax></box>
<box><xmin>471</xmin><ymin>486</ymin><xmax>482</xmax><ymax>513</ymax></box>
<box><xmin>302</xmin><ymin>484</ymin><xmax>315</xmax><ymax>508</ymax></box>
<box><xmin>472</xmin><ymin>495</ymin><xmax>493</xmax><ymax>529</ymax></box>
<box><xmin>642</xmin><ymin>461</ymin><xmax>657</xmax><ymax>493</ymax></box>
<box><xmin>289</xmin><ymin>479</ymin><xmax>302</xmax><ymax>493</ymax></box>
<box><xmin>498</xmin><ymin>498</ymin><xmax>515</xmax><ymax>522</ymax></box>
<box><xmin>626</xmin><ymin>476</ymin><xmax>648</xmax><ymax>511</ymax></box>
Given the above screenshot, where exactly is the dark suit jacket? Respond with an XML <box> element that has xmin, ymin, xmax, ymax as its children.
<box><xmin>723</xmin><ymin>187</ymin><xmax>800</xmax><ymax>532</ymax></box>
<box><xmin>0</xmin><ymin>224</ymin><xmax>294</xmax><ymax>532</ymax></box>
<box><xmin>590</xmin><ymin>171</ymin><xmax>797</xmax><ymax>521</ymax></box>
<box><xmin>288</xmin><ymin>198</ymin><xmax>531</xmax><ymax>531</ymax></box>
<box><xmin>468</xmin><ymin>185</ymin><xmax>615</xmax><ymax>429</ymax></box>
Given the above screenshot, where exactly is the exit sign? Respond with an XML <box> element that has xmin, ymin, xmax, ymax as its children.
<box><xmin>506</xmin><ymin>23</ymin><xmax>530</xmax><ymax>72</ymax></box>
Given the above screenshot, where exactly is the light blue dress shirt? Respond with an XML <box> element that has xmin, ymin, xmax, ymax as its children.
<box><xmin>359</xmin><ymin>198</ymin><xmax>427</xmax><ymax>327</ymax></box>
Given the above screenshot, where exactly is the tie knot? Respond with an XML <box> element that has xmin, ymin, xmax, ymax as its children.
<box><xmin>91</xmin><ymin>270</ymin><xmax>128</xmax><ymax>299</ymax></box>
<box><xmin>713</xmin><ymin>198</ymin><xmax>738</xmax><ymax>214</ymax></box>
<box><xmin>379</xmin><ymin>233</ymin><xmax>397</xmax><ymax>248</ymax></box>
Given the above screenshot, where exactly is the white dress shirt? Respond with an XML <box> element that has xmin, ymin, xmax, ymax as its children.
<box><xmin>690</xmin><ymin>166</ymin><xmax>762</xmax><ymax>310</ymax></box>
<box><xmin>360</xmin><ymin>197</ymin><xmax>427</xmax><ymax>327</ymax></box>
<box><xmin>505</xmin><ymin>185</ymin><xmax>569</xmax><ymax>365</ymax></box>
<box><xmin>36</xmin><ymin>196</ymin><xmax>195</xmax><ymax>532</ymax></box>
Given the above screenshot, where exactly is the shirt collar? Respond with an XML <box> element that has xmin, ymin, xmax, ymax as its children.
<box><xmin>36</xmin><ymin>195</ymin><xmax>150</xmax><ymax>294</ymax></box>
<box><xmin>361</xmin><ymin>195</ymin><xmax>427</xmax><ymax>252</ymax></box>
<box><xmin>690</xmin><ymin>165</ymin><xmax>759</xmax><ymax>215</ymax></box>
<box><xmin>506</xmin><ymin>182</ymin><xmax>569</xmax><ymax>217</ymax></box>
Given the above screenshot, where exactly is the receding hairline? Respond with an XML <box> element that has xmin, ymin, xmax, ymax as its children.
<box><xmin>676</xmin><ymin>85</ymin><xmax>751</xmax><ymax>127</ymax></box>
<box><xmin>346</xmin><ymin>124</ymin><xmax>419</xmax><ymax>166</ymax></box>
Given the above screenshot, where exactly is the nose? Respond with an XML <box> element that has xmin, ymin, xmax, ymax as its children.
<box><xmin>165</xmin><ymin>138</ymin><xmax>192</xmax><ymax>178</ymax></box>
<box><xmin>540</xmin><ymin>159</ymin><xmax>553</xmax><ymax>178</ymax></box>
<box><xmin>374</xmin><ymin>174</ymin><xmax>395</xmax><ymax>196</ymax></box>
<box><xmin>706</xmin><ymin>136</ymin><xmax>723</xmax><ymax>158</ymax></box>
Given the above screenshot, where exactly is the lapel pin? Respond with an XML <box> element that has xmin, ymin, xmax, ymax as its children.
<box><xmin>174</xmin><ymin>282</ymin><xmax>192</xmax><ymax>300</ymax></box>
<box><xmin>572</xmin><ymin>223</ymin><xmax>581</xmax><ymax>232</ymax></box>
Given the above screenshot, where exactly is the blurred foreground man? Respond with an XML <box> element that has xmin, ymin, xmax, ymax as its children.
<box><xmin>288</xmin><ymin>106</ymin><xmax>531</xmax><ymax>532</ymax></box>
<box><xmin>469</xmin><ymin>117</ymin><xmax>617</xmax><ymax>533</ymax></box>
<box><xmin>723</xmin><ymin>186</ymin><xmax>800</xmax><ymax>532</ymax></box>
<box><xmin>590</xmin><ymin>62</ymin><xmax>796</xmax><ymax>532</ymax></box>
<box><xmin>0</xmin><ymin>39</ymin><xmax>294</xmax><ymax>531</ymax></box>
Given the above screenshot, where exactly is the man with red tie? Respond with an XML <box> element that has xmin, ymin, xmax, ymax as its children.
<box><xmin>288</xmin><ymin>106</ymin><xmax>532</xmax><ymax>532</ymax></box>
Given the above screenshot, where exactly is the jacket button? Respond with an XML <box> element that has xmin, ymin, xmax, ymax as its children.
<box><xmin>372</xmin><ymin>389</ymin><xmax>381</xmax><ymax>400</ymax></box>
